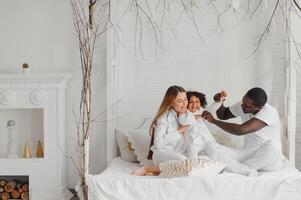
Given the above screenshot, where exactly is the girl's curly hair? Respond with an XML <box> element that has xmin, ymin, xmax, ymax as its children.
<box><xmin>186</xmin><ymin>91</ymin><xmax>207</xmax><ymax>108</ymax></box>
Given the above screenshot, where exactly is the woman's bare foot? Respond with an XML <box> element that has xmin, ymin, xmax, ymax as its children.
<box><xmin>145</xmin><ymin>172</ymin><xmax>157</xmax><ymax>176</ymax></box>
<box><xmin>132</xmin><ymin>167</ymin><xmax>147</xmax><ymax>176</ymax></box>
<box><xmin>132</xmin><ymin>166</ymin><xmax>160</xmax><ymax>176</ymax></box>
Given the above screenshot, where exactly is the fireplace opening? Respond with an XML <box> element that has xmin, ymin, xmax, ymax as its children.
<box><xmin>0</xmin><ymin>175</ymin><xmax>29</xmax><ymax>200</ymax></box>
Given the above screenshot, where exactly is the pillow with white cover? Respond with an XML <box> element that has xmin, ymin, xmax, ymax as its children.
<box><xmin>205</xmin><ymin>103</ymin><xmax>245</xmax><ymax>148</ymax></box>
<box><xmin>126</xmin><ymin>129</ymin><xmax>154</xmax><ymax>166</ymax></box>
<box><xmin>206</xmin><ymin>120</ymin><xmax>244</xmax><ymax>148</ymax></box>
<box><xmin>212</xmin><ymin>128</ymin><xmax>244</xmax><ymax>148</ymax></box>
<box><xmin>210</xmin><ymin>117</ymin><xmax>286</xmax><ymax>150</ymax></box>
<box><xmin>120</xmin><ymin>125</ymin><xmax>242</xmax><ymax>165</ymax></box>
<box><xmin>159</xmin><ymin>157</ymin><xmax>226</xmax><ymax>178</ymax></box>
<box><xmin>115</xmin><ymin>128</ymin><xmax>138</xmax><ymax>163</ymax></box>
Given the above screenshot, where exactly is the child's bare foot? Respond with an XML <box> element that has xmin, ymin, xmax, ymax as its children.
<box><xmin>132</xmin><ymin>166</ymin><xmax>161</xmax><ymax>176</ymax></box>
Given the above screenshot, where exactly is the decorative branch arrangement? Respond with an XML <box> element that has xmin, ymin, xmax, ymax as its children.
<box><xmin>70</xmin><ymin>0</ymin><xmax>99</xmax><ymax>199</ymax></box>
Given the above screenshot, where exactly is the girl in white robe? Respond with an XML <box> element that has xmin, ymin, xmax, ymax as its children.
<box><xmin>179</xmin><ymin>91</ymin><xmax>218</xmax><ymax>160</ymax></box>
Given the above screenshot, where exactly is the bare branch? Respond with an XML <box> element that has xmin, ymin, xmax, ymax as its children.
<box><xmin>250</xmin><ymin>0</ymin><xmax>263</xmax><ymax>19</ymax></box>
<box><xmin>181</xmin><ymin>0</ymin><xmax>206</xmax><ymax>44</ymax></box>
<box><xmin>248</xmin><ymin>0</ymin><xmax>280</xmax><ymax>58</ymax></box>
<box><xmin>216</xmin><ymin>4</ymin><xmax>232</xmax><ymax>32</ymax></box>
<box><xmin>293</xmin><ymin>0</ymin><xmax>301</xmax><ymax>12</ymax></box>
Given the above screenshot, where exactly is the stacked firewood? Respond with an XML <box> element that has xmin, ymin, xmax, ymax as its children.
<box><xmin>0</xmin><ymin>179</ymin><xmax>29</xmax><ymax>200</ymax></box>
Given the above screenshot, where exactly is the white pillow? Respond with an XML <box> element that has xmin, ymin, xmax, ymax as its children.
<box><xmin>126</xmin><ymin>129</ymin><xmax>154</xmax><ymax>166</ymax></box>
<box><xmin>213</xmin><ymin>129</ymin><xmax>244</xmax><ymax>148</ymax></box>
<box><xmin>115</xmin><ymin>129</ymin><xmax>138</xmax><ymax>163</ymax></box>
<box><xmin>206</xmin><ymin>121</ymin><xmax>244</xmax><ymax>148</ymax></box>
<box><xmin>159</xmin><ymin>157</ymin><xmax>226</xmax><ymax>178</ymax></box>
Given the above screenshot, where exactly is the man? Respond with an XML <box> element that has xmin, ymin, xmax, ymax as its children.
<box><xmin>202</xmin><ymin>87</ymin><xmax>284</xmax><ymax>172</ymax></box>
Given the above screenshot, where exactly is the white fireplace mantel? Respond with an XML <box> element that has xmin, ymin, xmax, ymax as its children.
<box><xmin>0</xmin><ymin>73</ymin><xmax>72</xmax><ymax>89</ymax></box>
<box><xmin>0</xmin><ymin>72</ymin><xmax>72</xmax><ymax>200</ymax></box>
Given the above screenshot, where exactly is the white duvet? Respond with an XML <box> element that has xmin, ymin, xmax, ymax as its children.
<box><xmin>87</xmin><ymin>157</ymin><xmax>301</xmax><ymax>200</ymax></box>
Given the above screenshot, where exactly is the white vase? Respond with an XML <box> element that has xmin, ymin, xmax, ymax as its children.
<box><xmin>75</xmin><ymin>139</ymin><xmax>89</xmax><ymax>200</ymax></box>
<box><xmin>23</xmin><ymin>68</ymin><xmax>30</xmax><ymax>75</ymax></box>
<box><xmin>7</xmin><ymin>121</ymin><xmax>18</xmax><ymax>158</ymax></box>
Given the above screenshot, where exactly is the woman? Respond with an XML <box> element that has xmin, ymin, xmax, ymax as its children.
<box><xmin>133</xmin><ymin>85</ymin><xmax>189</xmax><ymax>176</ymax></box>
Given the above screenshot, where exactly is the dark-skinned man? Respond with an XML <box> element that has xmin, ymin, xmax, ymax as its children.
<box><xmin>202</xmin><ymin>87</ymin><xmax>284</xmax><ymax>172</ymax></box>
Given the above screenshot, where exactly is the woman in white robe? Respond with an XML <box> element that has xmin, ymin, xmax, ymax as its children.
<box><xmin>133</xmin><ymin>85</ymin><xmax>190</xmax><ymax>175</ymax></box>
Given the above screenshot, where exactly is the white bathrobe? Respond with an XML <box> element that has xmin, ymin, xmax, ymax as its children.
<box><xmin>150</xmin><ymin>109</ymin><xmax>187</xmax><ymax>169</ymax></box>
<box><xmin>179</xmin><ymin>109</ymin><xmax>217</xmax><ymax>159</ymax></box>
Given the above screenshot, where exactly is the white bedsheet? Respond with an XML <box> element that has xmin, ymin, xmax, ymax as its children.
<box><xmin>87</xmin><ymin>157</ymin><xmax>301</xmax><ymax>200</ymax></box>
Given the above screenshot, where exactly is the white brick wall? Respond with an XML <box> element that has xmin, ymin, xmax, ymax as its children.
<box><xmin>114</xmin><ymin>2</ymin><xmax>287</xmax><ymax>133</ymax></box>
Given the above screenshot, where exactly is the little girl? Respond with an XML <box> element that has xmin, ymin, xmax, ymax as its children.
<box><xmin>179</xmin><ymin>91</ymin><xmax>219</xmax><ymax>159</ymax></box>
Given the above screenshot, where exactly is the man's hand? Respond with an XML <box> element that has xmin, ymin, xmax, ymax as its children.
<box><xmin>201</xmin><ymin>111</ymin><xmax>216</xmax><ymax>123</ymax></box>
<box><xmin>178</xmin><ymin>125</ymin><xmax>189</xmax><ymax>134</ymax></box>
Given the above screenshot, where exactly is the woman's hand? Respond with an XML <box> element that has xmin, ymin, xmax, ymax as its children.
<box><xmin>178</xmin><ymin>125</ymin><xmax>189</xmax><ymax>134</ymax></box>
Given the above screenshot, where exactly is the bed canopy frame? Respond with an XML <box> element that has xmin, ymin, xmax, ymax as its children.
<box><xmin>104</xmin><ymin>46</ymin><xmax>297</xmax><ymax>165</ymax></box>
<box><xmin>101</xmin><ymin>0</ymin><xmax>297</xmax><ymax>171</ymax></box>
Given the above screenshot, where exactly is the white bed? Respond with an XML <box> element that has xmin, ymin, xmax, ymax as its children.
<box><xmin>85</xmin><ymin>47</ymin><xmax>301</xmax><ymax>200</ymax></box>
<box><xmin>86</xmin><ymin>83</ymin><xmax>301</xmax><ymax>199</ymax></box>
<box><xmin>87</xmin><ymin>157</ymin><xmax>301</xmax><ymax>200</ymax></box>
<box><xmin>86</xmin><ymin>111</ymin><xmax>301</xmax><ymax>200</ymax></box>
<box><xmin>86</xmin><ymin>70</ymin><xmax>301</xmax><ymax>199</ymax></box>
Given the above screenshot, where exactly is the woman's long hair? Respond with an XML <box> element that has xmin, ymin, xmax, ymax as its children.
<box><xmin>147</xmin><ymin>85</ymin><xmax>186</xmax><ymax>159</ymax></box>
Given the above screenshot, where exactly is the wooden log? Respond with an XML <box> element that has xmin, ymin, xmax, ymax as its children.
<box><xmin>17</xmin><ymin>183</ymin><xmax>23</xmax><ymax>189</ymax></box>
<box><xmin>18</xmin><ymin>188</ymin><xmax>23</xmax><ymax>193</ymax></box>
<box><xmin>22</xmin><ymin>183</ymin><xmax>29</xmax><ymax>192</ymax></box>
<box><xmin>7</xmin><ymin>180</ymin><xmax>16</xmax><ymax>187</ymax></box>
<box><xmin>4</xmin><ymin>183</ymin><xmax>14</xmax><ymax>193</ymax></box>
<box><xmin>0</xmin><ymin>179</ymin><xmax>6</xmax><ymax>187</ymax></box>
<box><xmin>1</xmin><ymin>192</ymin><xmax>10</xmax><ymax>200</ymax></box>
<box><xmin>11</xmin><ymin>190</ymin><xmax>21</xmax><ymax>199</ymax></box>
<box><xmin>4</xmin><ymin>181</ymin><xmax>16</xmax><ymax>193</ymax></box>
<box><xmin>0</xmin><ymin>186</ymin><xmax>4</xmax><ymax>193</ymax></box>
<box><xmin>21</xmin><ymin>191</ymin><xmax>29</xmax><ymax>200</ymax></box>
